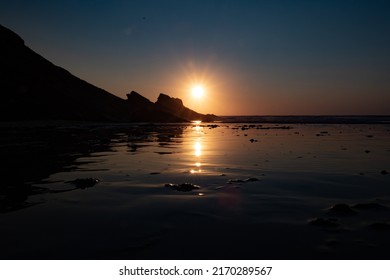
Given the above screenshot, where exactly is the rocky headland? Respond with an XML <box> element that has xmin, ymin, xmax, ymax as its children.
<box><xmin>0</xmin><ymin>24</ymin><xmax>217</xmax><ymax>122</ymax></box>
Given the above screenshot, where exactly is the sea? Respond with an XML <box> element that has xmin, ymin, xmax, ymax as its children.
<box><xmin>219</xmin><ymin>115</ymin><xmax>390</xmax><ymax>124</ymax></box>
<box><xmin>0</xmin><ymin>116</ymin><xmax>390</xmax><ymax>259</ymax></box>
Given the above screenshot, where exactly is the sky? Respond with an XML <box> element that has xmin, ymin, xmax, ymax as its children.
<box><xmin>1</xmin><ymin>0</ymin><xmax>390</xmax><ymax>115</ymax></box>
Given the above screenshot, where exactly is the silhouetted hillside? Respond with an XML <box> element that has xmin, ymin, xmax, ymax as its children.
<box><xmin>0</xmin><ymin>24</ymin><xmax>216</xmax><ymax>122</ymax></box>
<box><xmin>0</xmin><ymin>25</ymin><xmax>133</xmax><ymax>121</ymax></box>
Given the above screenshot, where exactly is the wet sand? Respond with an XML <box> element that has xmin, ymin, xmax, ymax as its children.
<box><xmin>0</xmin><ymin>121</ymin><xmax>389</xmax><ymax>259</ymax></box>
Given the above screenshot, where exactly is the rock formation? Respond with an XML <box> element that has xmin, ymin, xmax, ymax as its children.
<box><xmin>155</xmin><ymin>93</ymin><xmax>217</xmax><ymax>122</ymax></box>
<box><xmin>125</xmin><ymin>91</ymin><xmax>188</xmax><ymax>122</ymax></box>
<box><xmin>0</xmin><ymin>24</ymin><xmax>216</xmax><ymax>122</ymax></box>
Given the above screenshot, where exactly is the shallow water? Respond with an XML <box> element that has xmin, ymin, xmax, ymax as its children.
<box><xmin>1</xmin><ymin>122</ymin><xmax>390</xmax><ymax>259</ymax></box>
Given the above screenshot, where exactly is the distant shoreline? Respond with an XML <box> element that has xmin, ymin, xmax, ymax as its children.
<box><xmin>217</xmin><ymin>115</ymin><xmax>390</xmax><ymax>124</ymax></box>
<box><xmin>1</xmin><ymin>115</ymin><xmax>390</xmax><ymax>127</ymax></box>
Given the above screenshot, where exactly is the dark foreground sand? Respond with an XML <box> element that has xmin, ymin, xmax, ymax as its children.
<box><xmin>1</xmin><ymin>121</ymin><xmax>389</xmax><ymax>259</ymax></box>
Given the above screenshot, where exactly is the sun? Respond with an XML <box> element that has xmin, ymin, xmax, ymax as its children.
<box><xmin>191</xmin><ymin>85</ymin><xmax>205</xmax><ymax>99</ymax></box>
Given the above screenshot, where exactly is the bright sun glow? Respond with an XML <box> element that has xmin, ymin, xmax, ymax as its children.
<box><xmin>191</xmin><ymin>85</ymin><xmax>205</xmax><ymax>98</ymax></box>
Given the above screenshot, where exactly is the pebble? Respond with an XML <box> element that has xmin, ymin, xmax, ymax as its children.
<box><xmin>327</xmin><ymin>203</ymin><xmax>356</xmax><ymax>215</ymax></box>
<box><xmin>228</xmin><ymin>177</ymin><xmax>259</xmax><ymax>183</ymax></box>
<box><xmin>164</xmin><ymin>183</ymin><xmax>201</xmax><ymax>192</ymax></box>
<box><xmin>67</xmin><ymin>178</ymin><xmax>100</xmax><ymax>189</ymax></box>
<box><xmin>308</xmin><ymin>217</ymin><xmax>340</xmax><ymax>227</ymax></box>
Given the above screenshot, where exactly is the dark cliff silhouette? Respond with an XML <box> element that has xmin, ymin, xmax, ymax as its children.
<box><xmin>0</xmin><ymin>24</ymin><xmax>216</xmax><ymax>122</ymax></box>
<box><xmin>155</xmin><ymin>93</ymin><xmax>217</xmax><ymax>122</ymax></box>
<box><xmin>125</xmin><ymin>91</ymin><xmax>217</xmax><ymax>122</ymax></box>
<box><xmin>125</xmin><ymin>91</ymin><xmax>186</xmax><ymax>122</ymax></box>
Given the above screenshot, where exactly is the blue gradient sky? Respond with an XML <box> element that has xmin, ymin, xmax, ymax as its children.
<box><xmin>1</xmin><ymin>0</ymin><xmax>390</xmax><ymax>115</ymax></box>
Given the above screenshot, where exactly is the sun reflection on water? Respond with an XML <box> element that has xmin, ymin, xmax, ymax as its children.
<box><xmin>190</xmin><ymin>121</ymin><xmax>204</xmax><ymax>174</ymax></box>
<box><xmin>194</xmin><ymin>140</ymin><xmax>202</xmax><ymax>157</ymax></box>
<box><xmin>190</xmin><ymin>140</ymin><xmax>203</xmax><ymax>174</ymax></box>
<box><xmin>193</xmin><ymin>122</ymin><xmax>203</xmax><ymax>133</ymax></box>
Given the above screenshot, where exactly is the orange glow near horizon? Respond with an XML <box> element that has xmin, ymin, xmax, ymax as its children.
<box><xmin>156</xmin><ymin>59</ymin><xmax>258</xmax><ymax>115</ymax></box>
<box><xmin>171</xmin><ymin>61</ymin><xmax>223</xmax><ymax>114</ymax></box>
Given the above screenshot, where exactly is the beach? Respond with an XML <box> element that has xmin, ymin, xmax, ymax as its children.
<box><xmin>1</xmin><ymin>120</ymin><xmax>390</xmax><ymax>259</ymax></box>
